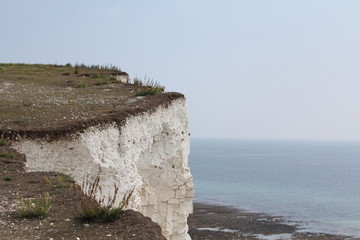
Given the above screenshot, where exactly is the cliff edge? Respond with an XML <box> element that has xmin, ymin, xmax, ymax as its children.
<box><xmin>0</xmin><ymin>64</ymin><xmax>194</xmax><ymax>240</ymax></box>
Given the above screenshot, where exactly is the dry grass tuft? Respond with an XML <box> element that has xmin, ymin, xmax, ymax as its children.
<box><xmin>16</xmin><ymin>192</ymin><xmax>52</xmax><ymax>218</ymax></box>
<box><xmin>76</xmin><ymin>175</ymin><xmax>134</xmax><ymax>223</ymax></box>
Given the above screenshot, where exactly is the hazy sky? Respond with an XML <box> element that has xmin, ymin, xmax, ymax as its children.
<box><xmin>1</xmin><ymin>0</ymin><xmax>360</xmax><ymax>140</ymax></box>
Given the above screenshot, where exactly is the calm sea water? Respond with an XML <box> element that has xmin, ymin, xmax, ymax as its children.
<box><xmin>189</xmin><ymin>138</ymin><xmax>360</xmax><ymax>237</ymax></box>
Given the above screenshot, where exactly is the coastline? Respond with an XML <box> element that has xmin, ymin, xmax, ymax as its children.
<box><xmin>188</xmin><ymin>202</ymin><xmax>359</xmax><ymax>240</ymax></box>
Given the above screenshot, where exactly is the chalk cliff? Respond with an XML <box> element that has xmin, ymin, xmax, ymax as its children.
<box><xmin>11</xmin><ymin>96</ymin><xmax>194</xmax><ymax>240</ymax></box>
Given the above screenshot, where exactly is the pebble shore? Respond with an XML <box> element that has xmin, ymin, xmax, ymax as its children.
<box><xmin>188</xmin><ymin>202</ymin><xmax>359</xmax><ymax>240</ymax></box>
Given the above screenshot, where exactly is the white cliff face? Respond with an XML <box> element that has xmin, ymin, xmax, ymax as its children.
<box><xmin>12</xmin><ymin>98</ymin><xmax>194</xmax><ymax>240</ymax></box>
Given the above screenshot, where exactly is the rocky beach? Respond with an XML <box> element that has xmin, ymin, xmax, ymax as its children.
<box><xmin>188</xmin><ymin>203</ymin><xmax>359</xmax><ymax>240</ymax></box>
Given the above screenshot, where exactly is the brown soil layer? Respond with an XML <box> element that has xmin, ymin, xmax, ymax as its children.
<box><xmin>0</xmin><ymin>146</ymin><xmax>166</xmax><ymax>240</ymax></box>
<box><xmin>188</xmin><ymin>202</ymin><xmax>359</xmax><ymax>240</ymax></box>
<box><xmin>0</xmin><ymin>63</ymin><xmax>183</xmax><ymax>141</ymax></box>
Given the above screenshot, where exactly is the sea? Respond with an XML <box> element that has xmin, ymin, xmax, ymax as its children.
<box><xmin>189</xmin><ymin>138</ymin><xmax>360</xmax><ymax>237</ymax></box>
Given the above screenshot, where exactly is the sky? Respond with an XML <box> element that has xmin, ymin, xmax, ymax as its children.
<box><xmin>1</xmin><ymin>0</ymin><xmax>360</xmax><ymax>141</ymax></box>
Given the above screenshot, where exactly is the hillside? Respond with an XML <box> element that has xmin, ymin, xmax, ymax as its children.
<box><xmin>0</xmin><ymin>145</ymin><xmax>166</xmax><ymax>240</ymax></box>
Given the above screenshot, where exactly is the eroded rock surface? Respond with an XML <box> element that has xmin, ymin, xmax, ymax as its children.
<box><xmin>13</xmin><ymin>98</ymin><xmax>194</xmax><ymax>240</ymax></box>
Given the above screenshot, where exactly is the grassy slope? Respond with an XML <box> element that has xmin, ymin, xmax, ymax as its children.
<box><xmin>0</xmin><ymin>63</ymin><xmax>137</xmax><ymax>131</ymax></box>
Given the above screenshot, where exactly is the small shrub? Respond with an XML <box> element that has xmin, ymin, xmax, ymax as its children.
<box><xmin>22</xmin><ymin>102</ymin><xmax>32</xmax><ymax>107</ymax></box>
<box><xmin>133</xmin><ymin>77</ymin><xmax>142</xmax><ymax>86</ymax></box>
<box><xmin>76</xmin><ymin>176</ymin><xmax>134</xmax><ymax>223</ymax></box>
<box><xmin>74</xmin><ymin>63</ymin><xmax>86</xmax><ymax>68</ymax></box>
<box><xmin>3</xmin><ymin>176</ymin><xmax>12</xmax><ymax>181</ymax></box>
<box><xmin>132</xmin><ymin>76</ymin><xmax>163</xmax><ymax>87</ymax></box>
<box><xmin>43</xmin><ymin>176</ymin><xmax>52</xmax><ymax>185</ymax></box>
<box><xmin>75</xmin><ymin>82</ymin><xmax>87</xmax><ymax>88</ymax></box>
<box><xmin>135</xmin><ymin>87</ymin><xmax>164</xmax><ymax>96</ymax></box>
<box><xmin>92</xmin><ymin>75</ymin><xmax>120</xmax><ymax>86</ymax></box>
<box><xmin>44</xmin><ymin>173</ymin><xmax>73</xmax><ymax>189</ymax></box>
<box><xmin>91</xmin><ymin>73</ymin><xmax>101</xmax><ymax>79</ymax></box>
<box><xmin>0</xmin><ymin>153</ymin><xmax>15</xmax><ymax>158</ymax></box>
<box><xmin>16</xmin><ymin>192</ymin><xmax>52</xmax><ymax>218</ymax></box>
<box><xmin>14</xmin><ymin>119</ymin><xmax>25</xmax><ymax>124</ymax></box>
<box><xmin>0</xmin><ymin>137</ymin><xmax>7</xmax><ymax>146</ymax></box>
<box><xmin>78</xmin><ymin>205</ymin><xmax>123</xmax><ymax>223</ymax></box>
<box><xmin>132</xmin><ymin>76</ymin><xmax>164</xmax><ymax>96</ymax></box>
<box><xmin>74</xmin><ymin>63</ymin><xmax>121</xmax><ymax>72</ymax></box>
<box><xmin>27</xmin><ymin>180</ymin><xmax>41</xmax><ymax>184</ymax></box>
<box><xmin>94</xmin><ymin>80</ymin><xmax>108</xmax><ymax>86</ymax></box>
<box><xmin>62</xmin><ymin>72</ymin><xmax>70</xmax><ymax>76</ymax></box>
<box><xmin>109</xmin><ymin>76</ymin><xmax>117</xmax><ymax>82</ymax></box>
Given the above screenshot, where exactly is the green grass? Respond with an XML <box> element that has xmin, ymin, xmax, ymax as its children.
<box><xmin>0</xmin><ymin>137</ymin><xmax>7</xmax><ymax>146</ymax></box>
<box><xmin>74</xmin><ymin>82</ymin><xmax>87</xmax><ymax>88</ymax></box>
<box><xmin>129</xmin><ymin>228</ymin><xmax>139</xmax><ymax>233</ymax></box>
<box><xmin>135</xmin><ymin>87</ymin><xmax>164</xmax><ymax>96</ymax></box>
<box><xmin>3</xmin><ymin>176</ymin><xmax>12</xmax><ymax>181</ymax></box>
<box><xmin>0</xmin><ymin>153</ymin><xmax>16</xmax><ymax>158</ymax></box>
<box><xmin>0</xmin><ymin>63</ymin><xmax>27</xmax><ymax>66</ymax></box>
<box><xmin>94</xmin><ymin>78</ymin><xmax>117</xmax><ymax>85</ymax></box>
<box><xmin>76</xmin><ymin>205</ymin><xmax>124</xmax><ymax>223</ymax></box>
<box><xmin>76</xmin><ymin>176</ymin><xmax>133</xmax><ymax>223</ymax></box>
<box><xmin>93</xmin><ymin>80</ymin><xmax>108</xmax><ymax>86</ymax></box>
<box><xmin>14</xmin><ymin>119</ymin><xmax>25</xmax><ymax>124</ymax></box>
<box><xmin>132</xmin><ymin>76</ymin><xmax>165</xmax><ymax>96</ymax></box>
<box><xmin>44</xmin><ymin>173</ymin><xmax>74</xmax><ymax>189</ymax></box>
<box><xmin>27</xmin><ymin>180</ymin><xmax>41</xmax><ymax>184</ymax></box>
<box><xmin>74</xmin><ymin>63</ymin><xmax>122</xmax><ymax>72</ymax></box>
<box><xmin>16</xmin><ymin>192</ymin><xmax>52</xmax><ymax>218</ymax></box>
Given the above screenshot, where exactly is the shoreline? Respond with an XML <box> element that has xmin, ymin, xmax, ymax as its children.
<box><xmin>188</xmin><ymin>202</ymin><xmax>359</xmax><ymax>240</ymax></box>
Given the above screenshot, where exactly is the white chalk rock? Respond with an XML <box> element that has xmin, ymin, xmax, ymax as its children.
<box><xmin>12</xmin><ymin>98</ymin><xmax>194</xmax><ymax>240</ymax></box>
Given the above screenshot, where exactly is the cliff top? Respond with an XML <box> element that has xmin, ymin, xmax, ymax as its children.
<box><xmin>0</xmin><ymin>63</ymin><xmax>183</xmax><ymax>140</ymax></box>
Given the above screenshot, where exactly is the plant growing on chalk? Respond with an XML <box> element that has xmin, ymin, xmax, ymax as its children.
<box><xmin>76</xmin><ymin>175</ymin><xmax>134</xmax><ymax>223</ymax></box>
<box><xmin>44</xmin><ymin>173</ymin><xmax>74</xmax><ymax>189</ymax></box>
<box><xmin>73</xmin><ymin>63</ymin><xmax>122</xmax><ymax>72</ymax></box>
<box><xmin>3</xmin><ymin>176</ymin><xmax>12</xmax><ymax>181</ymax></box>
<box><xmin>0</xmin><ymin>134</ymin><xmax>7</xmax><ymax>146</ymax></box>
<box><xmin>133</xmin><ymin>76</ymin><xmax>165</xmax><ymax>96</ymax></box>
<box><xmin>74</xmin><ymin>82</ymin><xmax>87</xmax><ymax>88</ymax></box>
<box><xmin>16</xmin><ymin>192</ymin><xmax>52</xmax><ymax>218</ymax></box>
<box><xmin>0</xmin><ymin>153</ymin><xmax>16</xmax><ymax>158</ymax></box>
<box><xmin>135</xmin><ymin>87</ymin><xmax>164</xmax><ymax>96</ymax></box>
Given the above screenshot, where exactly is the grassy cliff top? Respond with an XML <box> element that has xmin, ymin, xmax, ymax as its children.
<box><xmin>0</xmin><ymin>63</ymin><xmax>182</xmax><ymax>140</ymax></box>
